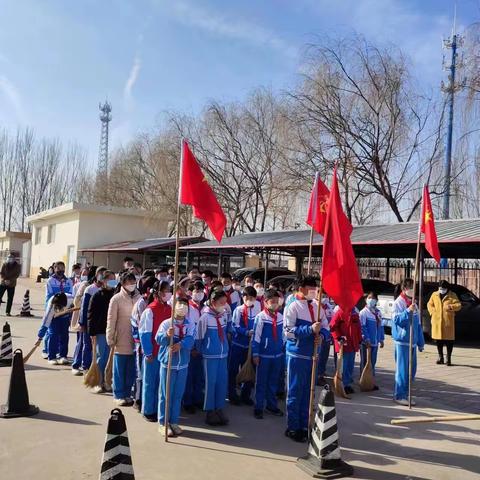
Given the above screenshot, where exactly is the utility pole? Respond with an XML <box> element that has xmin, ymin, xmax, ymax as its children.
<box><xmin>441</xmin><ymin>10</ymin><xmax>464</xmax><ymax>219</ymax></box>
<box><xmin>97</xmin><ymin>100</ymin><xmax>112</xmax><ymax>181</ymax></box>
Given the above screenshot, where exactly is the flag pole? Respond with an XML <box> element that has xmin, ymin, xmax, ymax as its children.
<box><xmin>164</xmin><ymin>139</ymin><xmax>184</xmax><ymax>441</ymax></box>
<box><xmin>308</xmin><ymin>275</ymin><xmax>323</xmax><ymax>433</ymax></box>
<box><xmin>307</xmin><ymin>226</ymin><xmax>314</xmax><ymax>275</ymax></box>
<box><xmin>408</xmin><ymin>188</ymin><xmax>423</xmax><ymax>410</ymax></box>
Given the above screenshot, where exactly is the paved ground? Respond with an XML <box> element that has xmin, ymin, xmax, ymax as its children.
<box><xmin>0</xmin><ymin>278</ymin><xmax>479</xmax><ymax>480</ymax></box>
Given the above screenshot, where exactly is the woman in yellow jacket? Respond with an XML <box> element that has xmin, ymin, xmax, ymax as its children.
<box><xmin>427</xmin><ymin>280</ymin><xmax>461</xmax><ymax>366</ymax></box>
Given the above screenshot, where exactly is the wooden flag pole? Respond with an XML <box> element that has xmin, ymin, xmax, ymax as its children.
<box><xmin>307</xmin><ymin>226</ymin><xmax>315</xmax><ymax>275</ymax></box>
<box><xmin>408</xmin><ymin>190</ymin><xmax>423</xmax><ymax>410</ymax></box>
<box><xmin>392</xmin><ymin>414</ymin><xmax>480</xmax><ymax>425</ymax></box>
<box><xmin>164</xmin><ymin>139</ymin><xmax>184</xmax><ymax>442</ymax></box>
<box><xmin>308</xmin><ymin>277</ymin><xmax>323</xmax><ymax>432</ymax></box>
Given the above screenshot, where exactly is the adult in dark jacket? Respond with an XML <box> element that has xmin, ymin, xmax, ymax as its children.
<box><xmin>0</xmin><ymin>253</ymin><xmax>22</xmax><ymax>316</ymax></box>
<box><xmin>87</xmin><ymin>270</ymin><xmax>117</xmax><ymax>392</ymax></box>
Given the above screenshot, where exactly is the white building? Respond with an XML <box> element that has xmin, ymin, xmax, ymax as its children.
<box><xmin>27</xmin><ymin>203</ymin><xmax>173</xmax><ymax>277</ymax></box>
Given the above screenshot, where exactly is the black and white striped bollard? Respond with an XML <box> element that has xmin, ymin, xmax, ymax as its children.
<box><xmin>0</xmin><ymin>322</ymin><xmax>13</xmax><ymax>367</ymax></box>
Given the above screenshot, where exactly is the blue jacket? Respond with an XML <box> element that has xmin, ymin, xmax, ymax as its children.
<box><xmin>231</xmin><ymin>301</ymin><xmax>261</xmax><ymax>349</ymax></box>
<box><xmin>38</xmin><ymin>294</ymin><xmax>74</xmax><ymax>338</ymax></box>
<box><xmin>359</xmin><ymin>306</ymin><xmax>385</xmax><ymax>346</ymax></box>
<box><xmin>252</xmin><ymin>310</ymin><xmax>284</xmax><ymax>358</ymax></box>
<box><xmin>45</xmin><ymin>274</ymin><xmax>73</xmax><ymax>304</ymax></box>
<box><xmin>156</xmin><ymin>318</ymin><xmax>195</xmax><ymax>370</ymax></box>
<box><xmin>391</xmin><ymin>296</ymin><xmax>425</xmax><ymax>349</ymax></box>
<box><xmin>284</xmin><ymin>297</ymin><xmax>329</xmax><ymax>360</ymax></box>
<box><xmin>195</xmin><ymin>308</ymin><xmax>230</xmax><ymax>359</ymax></box>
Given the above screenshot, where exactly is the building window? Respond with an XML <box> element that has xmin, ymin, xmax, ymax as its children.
<box><xmin>35</xmin><ymin>226</ymin><xmax>42</xmax><ymax>245</ymax></box>
<box><xmin>47</xmin><ymin>224</ymin><xmax>56</xmax><ymax>244</ymax></box>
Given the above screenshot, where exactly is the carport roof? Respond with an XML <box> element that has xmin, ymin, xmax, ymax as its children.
<box><xmin>179</xmin><ymin>219</ymin><xmax>480</xmax><ymax>259</ymax></box>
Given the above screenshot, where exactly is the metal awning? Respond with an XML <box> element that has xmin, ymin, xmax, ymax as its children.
<box><xmin>179</xmin><ymin>219</ymin><xmax>480</xmax><ymax>259</ymax></box>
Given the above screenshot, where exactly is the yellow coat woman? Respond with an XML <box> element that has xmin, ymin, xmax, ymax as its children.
<box><xmin>427</xmin><ymin>289</ymin><xmax>461</xmax><ymax>340</ymax></box>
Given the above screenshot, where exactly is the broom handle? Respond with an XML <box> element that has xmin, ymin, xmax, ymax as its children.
<box><xmin>23</xmin><ymin>343</ymin><xmax>40</xmax><ymax>363</ymax></box>
<box><xmin>392</xmin><ymin>415</ymin><xmax>480</xmax><ymax>425</ymax></box>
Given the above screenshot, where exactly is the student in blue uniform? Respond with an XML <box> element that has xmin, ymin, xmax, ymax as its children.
<box><xmin>252</xmin><ymin>288</ymin><xmax>284</xmax><ymax>419</ymax></box>
<box><xmin>392</xmin><ymin>278</ymin><xmax>425</xmax><ymax>406</ymax></box>
<box><xmin>156</xmin><ymin>297</ymin><xmax>195</xmax><ymax>437</ymax></box>
<box><xmin>359</xmin><ymin>292</ymin><xmax>385</xmax><ymax>387</ymax></box>
<box><xmin>196</xmin><ymin>290</ymin><xmax>230</xmax><ymax>426</ymax></box>
<box><xmin>37</xmin><ymin>292</ymin><xmax>73</xmax><ymax>364</ymax></box>
<box><xmin>183</xmin><ymin>280</ymin><xmax>205</xmax><ymax>414</ymax></box>
<box><xmin>284</xmin><ymin>276</ymin><xmax>329</xmax><ymax>442</ymax></box>
<box><xmin>228</xmin><ymin>286</ymin><xmax>261</xmax><ymax>405</ymax></box>
<box><xmin>43</xmin><ymin>261</ymin><xmax>74</xmax><ymax>359</ymax></box>
<box><xmin>221</xmin><ymin>272</ymin><xmax>241</xmax><ymax>312</ymax></box>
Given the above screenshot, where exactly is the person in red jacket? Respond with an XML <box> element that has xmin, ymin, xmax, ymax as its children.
<box><xmin>330</xmin><ymin>306</ymin><xmax>362</xmax><ymax>394</ymax></box>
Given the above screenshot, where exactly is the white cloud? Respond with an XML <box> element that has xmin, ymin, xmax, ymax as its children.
<box><xmin>123</xmin><ymin>53</ymin><xmax>142</xmax><ymax>108</ymax></box>
<box><xmin>161</xmin><ymin>0</ymin><xmax>297</xmax><ymax>59</ymax></box>
<box><xmin>0</xmin><ymin>75</ymin><xmax>26</xmax><ymax>123</ymax></box>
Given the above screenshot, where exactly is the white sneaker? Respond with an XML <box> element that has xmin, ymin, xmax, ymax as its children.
<box><xmin>115</xmin><ymin>398</ymin><xmax>128</xmax><ymax>406</ymax></box>
<box><xmin>58</xmin><ymin>357</ymin><xmax>70</xmax><ymax>365</ymax></box>
<box><xmin>92</xmin><ymin>385</ymin><xmax>104</xmax><ymax>394</ymax></box>
<box><xmin>41</xmin><ymin>353</ymin><xmax>48</xmax><ymax>359</ymax></box>
<box><xmin>48</xmin><ymin>359</ymin><xmax>59</xmax><ymax>365</ymax></box>
<box><xmin>394</xmin><ymin>398</ymin><xmax>414</xmax><ymax>406</ymax></box>
<box><xmin>170</xmin><ymin>424</ymin><xmax>183</xmax><ymax>436</ymax></box>
<box><xmin>158</xmin><ymin>425</ymin><xmax>175</xmax><ymax>437</ymax></box>
<box><xmin>103</xmin><ymin>384</ymin><xmax>112</xmax><ymax>392</ymax></box>
<box><xmin>71</xmin><ymin>369</ymin><xmax>83</xmax><ymax>376</ymax></box>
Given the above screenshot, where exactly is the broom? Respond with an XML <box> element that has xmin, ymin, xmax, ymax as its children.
<box><xmin>83</xmin><ymin>337</ymin><xmax>101</xmax><ymax>388</ymax></box>
<box><xmin>236</xmin><ymin>338</ymin><xmax>256</xmax><ymax>385</ymax></box>
<box><xmin>104</xmin><ymin>345</ymin><xmax>115</xmax><ymax>391</ymax></box>
<box><xmin>359</xmin><ymin>344</ymin><xmax>375</xmax><ymax>391</ymax></box>
<box><xmin>23</xmin><ymin>339</ymin><xmax>42</xmax><ymax>364</ymax></box>
<box><xmin>54</xmin><ymin>306</ymin><xmax>80</xmax><ymax>318</ymax></box>
<box><xmin>334</xmin><ymin>342</ymin><xmax>350</xmax><ymax>399</ymax></box>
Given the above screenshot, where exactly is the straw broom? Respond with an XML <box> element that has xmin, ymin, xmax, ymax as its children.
<box><xmin>334</xmin><ymin>342</ymin><xmax>350</xmax><ymax>399</ymax></box>
<box><xmin>359</xmin><ymin>345</ymin><xmax>375</xmax><ymax>391</ymax></box>
<box><xmin>83</xmin><ymin>337</ymin><xmax>101</xmax><ymax>388</ymax></box>
<box><xmin>236</xmin><ymin>338</ymin><xmax>255</xmax><ymax>384</ymax></box>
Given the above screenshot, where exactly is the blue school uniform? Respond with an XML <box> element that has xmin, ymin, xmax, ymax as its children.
<box><xmin>228</xmin><ymin>301</ymin><xmax>261</xmax><ymax>402</ymax></box>
<box><xmin>38</xmin><ymin>294</ymin><xmax>73</xmax><ymax>360</ymax></box>
<box><xmin>284</xmin><ymin>296</ymin><xmax>329</xmax><ymax>432</ymax></box>
<box><xmin>156</xmin><ymin>317</ymin><xmax>195</xmax><ymax>425</ymax></box>
<box><xmin>392</xmin><ymin>295</ymin><xmax>425</xmax><ymax>401</ymax></box>
<box><xmin>252</xmin><ymin>309</ymin><xmax>284</xmax><ymax>411</ymax></box>
<box><xmin>196</xmin><ymin>307</ymin><xmax>230</xmax><ymax>411</ymax></box>
<box><xmin>359</xmin><ymin>306</ymin><xmax>385</xmax><ymax>375</ymax></box>
<box><xmin>183</xmin><ymin>301</ymin><xmax>204</xmax><ymax>409</ymax></box>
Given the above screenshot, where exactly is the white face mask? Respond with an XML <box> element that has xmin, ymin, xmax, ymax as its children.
<box><xmin>192</xmin><ymin>292</ymin><xmax>204</xmax><ymax>302</ymax></box>
<box><xmin>244</xmin><ymin>299</ymin><xmax>255</xmax><ymax>307</ymax></box>
<box><xmin>163</xmin><ymin>292</ymin><xmax>173</xmax><ymax>302</ymax></box>
<box><xmin>175</xmin><ymin>304</ymin><xmax>189</xmax><ymax>317</ymax></box>
<box><xmin>233</xmin><ymin>284</ymin><xmax>242</xmax><ymax>291</ymax></box>
<box><xmin>80</xmin><ymin>275</ymin><xmax>88</xmax><ymax>282</ymax></box>
<box><xmin>214</xmin><ymin>305</ymin><xmax>226</xmax><ymax>314</ymax></box>
<box><xmin>124</xmin><ymin>284</ymin><xmax>136</xmax><ymax>293</ymax></box>
<box><xmin>256</xmin><ymin>288</ymin><xmax>265</xmax><ymax>297</ymax></box>
<box><xmin>245</xmin><ymin>282</ymin><xmax>254</xmax><ymax>287</ymax></box>
<box><xmin>405</xmin><ymin>289</ymin><xmax>414</xmax><ymax>298</ymax></box>
<box><xmin>367</xmin><ymin>298</ymin><xmax>377</xmax><ymax>308</ymax></box>
<box><xmin>439</xmin><ymin>287</ymin><xmax>448</xmax><ymax>295</ymax></box>
<box><xmin>278</xmin><ymin>297</ymin><xmax>284</xmax><ymax>306</ymax></box>
<box><xmin>223</xmin><ymin>285</ymin><xmax>232</xmax><ymax>292</ymax></box>
<box><xmin>306</xmin><ymin>289</ymin><xmax>317</xmax><ymax>301</ymax></box>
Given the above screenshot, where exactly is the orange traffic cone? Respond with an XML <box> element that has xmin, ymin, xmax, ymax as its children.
<box><xmin>0</xmin><ymin>349</ymin><xmax>39</xmax><ymax>418</ymax></box>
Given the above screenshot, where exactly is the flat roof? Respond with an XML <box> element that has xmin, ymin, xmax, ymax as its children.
<box><xmin>180</xmin><ymin>218</ymin><xmax>480</xmax><ymax>259</ymax></box>
<box><xmin>79</xmin><ymin>236</ymin><xmax>206</xmax><ymax>253</ymax></box>
<box><xmin>0</xmin><ymin>231</ymin><xmax>31</xmax><ymax>239</ymax></box>
<box><xmin>26</xmin><ymin>202</ymin><xmax>160</xmax><ymax>223</ymax></box>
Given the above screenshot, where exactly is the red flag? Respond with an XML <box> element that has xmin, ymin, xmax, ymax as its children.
<box><xmin>180</xmin><ymin>140</ymin><xmax>227</xmax><ymax>242</ymax></box>
<box><xmin>420</xmin><ymin>185</ymin><xmax>441</xmax><ymax>263</ymax></box>
<box><xmin>306</xmin><ymin>172</ymin><xmax>330</xmax><ymax>235</ymax></box>
<box><xmin>321</xmin><ymin>168</ymin><xmax>363</xmax><ymax>313</ymax></box>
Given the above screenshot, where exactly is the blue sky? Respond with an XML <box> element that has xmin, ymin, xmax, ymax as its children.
<box><xmin>0</xmin><ymin>0</ymin><xmax>477</xmax><ymax>166</ymax></box>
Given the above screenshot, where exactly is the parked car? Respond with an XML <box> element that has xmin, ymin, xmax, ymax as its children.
<box><xmin>267</xmin><ymin>274</ymin><xmax>297</xmax><ymax>293</ymax></box>
<box><xmin>357</xmin><ymin>279</ymin><xmax>396</xmax><ymax>316</ymax></box>
<box><xmin>232</xmin><ymin>267</ymin><xmax>295</xmax><ymax>283</ymax></box>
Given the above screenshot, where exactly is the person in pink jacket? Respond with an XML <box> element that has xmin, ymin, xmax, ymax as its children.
<box><xmin>107</xmin><ymin>272</ymin><xmax>141</xmax><ymax>406</ymax></box>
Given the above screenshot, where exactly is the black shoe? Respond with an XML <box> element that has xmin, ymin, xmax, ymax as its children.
<box><xmin>133</xmin><ymin>401</ymin><xmax>141</xmax><ymax>411</ymax></box>
<box><xmin>301</xmin><ymin>429</ymin><xmax>309</xmax><ymax>442</ymax></box>
<box><xmin>285</xmin><ymin>429</ymin><xmax>297</xmax><ymax>440</ymax></box>
<box><xmin>184</xmin><ymin>405</ymin><xmax>196</xmax><ymax>414</ymax></box>
<box><xmin>285</xmin><ymin>429</ymin><xmax>306</xmax><ymax>443</ymax></box>
<box><xmin>143</xmin><ymin>413</ymin><xmax>157</xmax><ymax>422</ymax></box>
<box><xmin>254</xmin><ymin>409</ymin><xmax>263</xmax><ymax>419</ymax></box>
<box><xmin>436</xmin><ymin>357</ymin><xmax>445</xmax><ymax>365</ymax></box>
<box><xmin>446</xmin><ymin>358</ymin><xmax>452</xmax><ymax>366</ymax></box>
<box><xmin>6</xmin><ymin>312</ymin><xmax>11</xmax><ymax>317</ymax></box>
<box><xmin>229</xmin><ymin>396</ymin><xmax>242</xmax><ymax>406</ymax></box>
<box><xmin>194</xmin><ymin>402</ymin><xmax>204</xmax><ymax>409</ymax></box>
<box><xmin>316</xmin><ymin>376</ymin><xmax>327</xmax><ymax>386</ymax></box>
<box><xmin>344</xmin><ymin>386</ymin><xmax>355</xmax><ymax>394</ymax></box>
<box><xmin>372</xmin><ymin>385</ymin><xmax>380</xmax><ymax>391</ymax></box>
<box><xmin>242</xmin><ymin>398</ymin><xmax>254</xmax><ymax>406</ymax></box>
<box><xmin>216</xmin><ymin>409</ymin><xmax>229</xmax><ymax>425</ymax></box>
<box><xmin>265</xmin><ymin>406</ymin><xmax>284</xmax><ymax>416</ymax></box>
<box><xmin>206</xmin><ymin>410</ymin><xmax>221</xmax><ymax>426</ymax></box>
<box><xmin>124</xmin><ymin>398</ymin><xmax>134</xmax><ymax>407</ymax></box>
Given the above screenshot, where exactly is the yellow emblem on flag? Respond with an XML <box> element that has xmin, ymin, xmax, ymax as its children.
<box><xmin>319</xmin><ymin>195</ymin><xmax>329</xmax><ymax>213</ymax></box>
<box><xmin>424</xmin><ymin>210</ymin><xmax>432</xmax><ymax>222</ymax></box>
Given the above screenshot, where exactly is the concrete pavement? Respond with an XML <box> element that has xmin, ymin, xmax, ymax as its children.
<box><xmin>0</xmin><ymin>278</ymin><xmax>479</xmax><ymax>480</ymax></box>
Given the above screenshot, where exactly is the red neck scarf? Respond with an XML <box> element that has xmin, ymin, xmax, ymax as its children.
<box><xmin>242</xmin><ymin>304</ymin><xmax>253</xmax><ymax>328</ymax></box>
<box><xmin>400</xmin><ymin>292</ymin><xmax>412</xmax><ymax>307</ymax></box>
<box><xmin>224</xmin><ymin>289</ymin><xmax>232</xmax><ymax>305</ymax></box>
<box><xmin>175</xmin><ymin>320</ymin><xmax>184</xmax><ymax>339</ymax></box>
<box><xmin>189</xmin><ymin>300</ymin><xmax>202</xmax><ymax>314</ymax></box>
<box><xmin>263</xmin><ymin>308</ymin><xmax>278</xmax><ymax>341</ymax></box>
<box><xmin>215</xmin><ymin>314</ymin><xmax>224</xmax><ymax>342</ymax></box>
